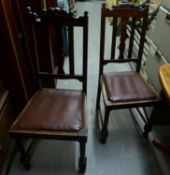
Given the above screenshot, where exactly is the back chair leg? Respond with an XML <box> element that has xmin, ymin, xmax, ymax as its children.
<box><xmin>95</xmin><ymin>82</ymin><xmax>101</xmax><ymax>128</ymax></box>
<box><xmin>15</xmin><ymin>138</ymin><xmax>31</xmax><ymax>170</ymax></box>
<box><xmin>79</xmin><ymin>141</ymin><xmax>87</xmax><ymax>174</ymax></box>
<box><xmin>96</xmin><ymin>81</ymin><xmax>101</xmax><ymax>111</ymax></box>
<box><xmin>143</xmin><ymin>104</ymin><xmax>159</xmax><ymax>137</ymax></box>
<box><xmin>100</xmin><ymin>108</ymin><xmax>110</xmax><ymax>144</ymax></box>
<box><xmin>143</xmin><ymin>124</ymin><xmax>152</xmax><ymax>137</ymax></box>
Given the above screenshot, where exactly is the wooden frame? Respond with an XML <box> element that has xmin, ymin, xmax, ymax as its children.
<box><xmin>96</xmin><ymin>3</ymin><xmax>161</xmax><ymax>144</ymax></box>
<box><xmin>9</xmin><ymin>8</ymin><xmax>88</xmax><ymax>173</ymax></box>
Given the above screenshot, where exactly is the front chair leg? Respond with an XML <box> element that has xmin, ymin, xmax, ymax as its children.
<box><xmin>96</xmin><ymin>81</ymin><xmax>101</xmax><ymax>111</ymax></box>
<box><xmin>95</xmin><ymin>82</ymin><xmax>102</xmax><ymax>139</ymax></box>
<box><xmin>143</xmin><ymin>123</ymin><xmax>152</xmax><ymax>137</ymax></box>
<box><xmin>100</xmin><ymin>108</ymin><xmax>110</xmax><ymax>144</ymax></box>
<box><xmin>79</xmin><ymin>141</ymin><xmax>87</xmax><ymax>174</ymax></box>
<box><xmin>15</xmin><ymin>138</ymin><xmax>31</xmax><ymax>170</ymax></box>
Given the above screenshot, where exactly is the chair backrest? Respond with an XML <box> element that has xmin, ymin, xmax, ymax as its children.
<box><xmin>100</xmin><ymin>3</ymin><xmax>148</xmax><ymax>73</ymax></box>
<box><xmin>28</xmin><ymin>8</ymin><xmax>88</xmax><ymax>93</ymax></box>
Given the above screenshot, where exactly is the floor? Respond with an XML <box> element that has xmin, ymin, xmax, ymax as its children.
<box><xmin>6</xmin><ymin>1</ymin><xmax>170</xmax><ymax>175</ymax></box>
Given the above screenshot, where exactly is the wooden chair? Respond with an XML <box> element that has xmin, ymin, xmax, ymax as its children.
<box><xmin>9</xmin><ymin>8</ymin><xmax>88</xmax><ymax>173</ymax></box>
<box><xmin>96</xmin><ymin>3</ymin><xmax>160</xmax><ymax>144</ymax></box>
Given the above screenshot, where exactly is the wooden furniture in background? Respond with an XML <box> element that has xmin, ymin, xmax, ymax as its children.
<box><xmin>159</xmin><ymin>64</ymin><xmax>170</xmax><ymax>103</ymax></box>
<box><xmin>0</xmin><ymin>76</ymin><xmax>15</xmax><ymax>173</ymax></box>
<box><xmin>9</xmin><ymin>9</ymin><xmax>88</xmax><ymax>173</ymax></box>
<box><xmin>0</xmin><ymin>0</ymin><xmax>36</xmax><ymax>173</ymax></box>
<box><xmin>152</xmin><ymin>64</ymin><xmax>170</xmax><ymax>155</ymax></box>
<box><xmin>0</xmin><ymin>0</ymin><xmax>32</xmax><ymax>112</ymax></box>
<box><xmin>0</xmin><ymin>92</ymin><xmax>15</xmax><ymax>173</ymax></box>
<box><xmin>95</xmin><ymin>3</ymin><xmax>160</xmax><ymax>144</ymax></box>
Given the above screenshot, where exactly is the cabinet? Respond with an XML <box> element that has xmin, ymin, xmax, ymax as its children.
<box><xmin>0</xmin><ymin>0</ymin><xmax>34</xmax><ymax>173</ymax></box>
<box><xmin>0</xmin><ymin>0</ymin><xmax>32</xmax><ymax>112</ymax></box>
<box><xmin>0</xmin><ymin>76</ymin><xmax>15</xmax><ymax>174</ymax></box>
<box><xmin>0</xmin><ymin>90</ymin><xmax>15</xmax><ymax>173</ymax></box>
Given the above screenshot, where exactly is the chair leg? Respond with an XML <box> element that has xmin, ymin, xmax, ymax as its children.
<box><xmin>95</xmin><ymin>81</ymin><xmax>101</xmax><ymax>130</ymax></box>
<box><xmin>143</xmin><ymin>124</ymin><xmax>152</xmax><ymax>137</ymax></box>
<box><xmin>79</xmin><ymin>141</ymin><xmax>87</xmax><ymax>174</ymax></box>
<box><xmin>100</xmin><ymin>108</ymin><xmax>110</xmax><ymax>144</ymax></box>
<box><xmin>15</xmin><ymin>138</ymin><xmax>31</xmax><ymax>170</ymax></box>
<box><xmin>143</xmin><ymin>105</ymin><xmax>158</xmax><ymax>137</ymax></box>
<box><xmin>96</xmin><ymin>81</ymin><xmax>101</xmax><ymax>111</ymax></box>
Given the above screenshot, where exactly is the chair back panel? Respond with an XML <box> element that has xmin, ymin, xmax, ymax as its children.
<box><xmin>28</xmin><ymin>9</ymin><xmax>88</xmax><ymax>92</ymax></box>
<box><xmin>100</xmin><ymin>3</ymin><xmax>148</xmax><ymax>73</ymax></box>
<box><xmin>32</xmin><ymin>20</ymin><xmax>55</xmax><ymax>72</ymax></box>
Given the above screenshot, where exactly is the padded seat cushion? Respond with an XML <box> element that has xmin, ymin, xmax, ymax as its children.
<box><xmin>16</xmin><ymin>89</ymin><xmax>86</xmax><ymax>131</ymax></box>
<box><xmin>102</xmin><ymin>72</ymin><xmax>157</xmax><ymax>102</ymax></box>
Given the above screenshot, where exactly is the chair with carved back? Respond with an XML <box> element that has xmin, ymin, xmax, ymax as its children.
<box><xmin>96</xmin><ymin>3</ymin><xmax>160</xmax><ymax>144</ymax></box>
<box><xmin>9</xmin><ymin>8</ymin><xmax>88</xmax><ymax>173</ymax></box>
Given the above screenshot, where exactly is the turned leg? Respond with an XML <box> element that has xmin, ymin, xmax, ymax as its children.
<box><xmin>15</xmin><ymin>138</ymin><xmax>31</xmax><ymax>170</ymax></box>
<box><xmin>143</xmin><ymin>124</ymin><xmax>152</xmax><ymax>137</ymax></box>
<box><xmin>95</xmin><ymin>82</ymin><xmax>102</xmax><ymax>139</ymax></box>
<box><xmin>100</xmin><ymin>108</ymin><xmax>110</xmax><ymax>144</ymax></box>
<box><xmin>143</xmin><ymin>105</ymin><xmax>158</xmax><ymax>137</ymax></box>
<box><xmin>96</xmin><ymin>81</ymin><xmax>101</xmax><ymax>111</ymax></box>
<box><xmin>79</xmin><ymin>141</ymin><xmax>87</xmax><ymax>174</ymax></box>
<box><xmin>95</xmin><ymin>82</ymin><xmax>101</xmax><ymax>130</ymax></box>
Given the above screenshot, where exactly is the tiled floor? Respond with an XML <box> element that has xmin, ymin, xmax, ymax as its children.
<box><xmin>6</xmin><ymin>1</ymin><xmax>170</xmax><ymax>175</ymax></box>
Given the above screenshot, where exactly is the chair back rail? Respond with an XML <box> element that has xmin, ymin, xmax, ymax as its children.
<box><xmin>100</xmin><ymin>4</ymin><xmax>148</xmax><ymax>73</ymax></box>
<box><xmin>28</xmin><ymin>8</ymin><xmax>88</xmax><ymax>93</ymax></box>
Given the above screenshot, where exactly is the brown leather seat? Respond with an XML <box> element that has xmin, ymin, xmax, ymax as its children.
<box><xmin>16</xmin><ymin>89</ymin><xmax>86</xmax><ymax>131</ymax></box>
<box><xmin>102</xmin><ymin>72</ymin><xmax>157</xmax><ymax>102</ymax></box>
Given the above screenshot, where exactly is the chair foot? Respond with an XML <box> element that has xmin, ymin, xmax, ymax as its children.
<box><xmin>20</xmin><ymin>153</ymin><xmax>31</xmax><ymax>170</ymax></box>
<box><xmin>100</xmin><ymin>130</ymin><xmax>108</xmax><ymax>144</ymax></box>
<box><xmin>79</xmin><ymin>141</ymin><xmax>87</xmax><ymax>173</ymax></box>
<box><xmin>143</xmin><ymin>124</ymin><xmax>152</xmax><ymax>138</ymax></box>
<box><xmin>79</xmin><ymin>157</ymin><xmax>87</xmax><ymax>174</ymax></box>
<box><xmin>100</xmin><ymin>137</ymin><xmax>106</xmax><ymax>144</ymax></box>
<box><xmin>143</xmin><ymin>132</ymin><xmax>148</xmax><ymax>138</ymax></box>
<box><xmin>15</xmin><ymin>138</ymin><xmax>31</xmax><ymax>170</ymax></box>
